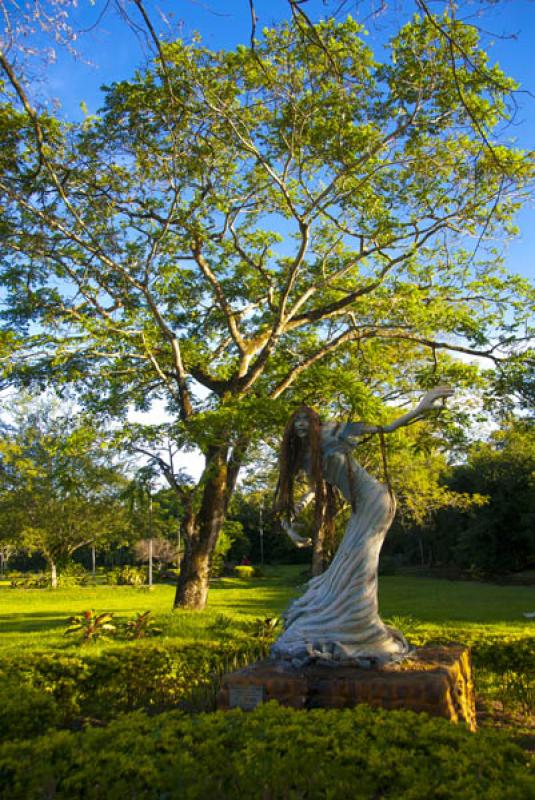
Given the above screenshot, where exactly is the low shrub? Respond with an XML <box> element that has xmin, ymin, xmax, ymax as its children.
<box><xmin>233</xmin><ymin>565</ymin><xmax>255</xmax><ymax>579</ymax></box>
<box><xmin>58</xmin><ymin>563</ymin><xmax>91</xmax><ymax>588</ymax></box>
<box><xmin>0</xmin><ymin>678</ymin><xmax>60</xmax><ymax>742</ymax></box>
<box><xmin>64</xmin><ymin>611</ymin><xmax>117</xmax><ymax>643</ymax></box>
<box><xmin>0</xmin><ymin>703</ymin><xmax>533</xmax><ymax>799</ymax></box>
<box><xmin>122</xmin><ymin>610</ymin><xmax>162</xmax><ymax>640</ymax></box>
<box><xmin>105</xmin><ymin>566</ymin><xmax>147</xmax><ymax>586</ymax></box>
<box><xmin>0</xmin><ymin>640</ymin><xmax>264</xmax><ymax>738</ymax></box>
<box><xmin>1</xmin><ymin>622</ymin><xmax>533</xmax><ymax>748</ymax></box>
<box><xmin>10</xmin><ymin>572</ymin><xmax>49</xmax><ymax>589</ymax></box>
<box><xmin>0</xmin><ymin>654</ymin><xmax>90</xmax><ymax>734</ymax></box>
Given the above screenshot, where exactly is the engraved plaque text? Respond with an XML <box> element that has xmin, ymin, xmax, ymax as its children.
<box><xmin>228</xmin><ymin>684</ymin><xmax>265</xmax><ymax>711</ymax></box>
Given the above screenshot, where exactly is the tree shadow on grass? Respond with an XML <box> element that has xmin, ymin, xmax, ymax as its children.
<box><xmin>0</xmin><ymin>611</ymin><xmax>70</xmax><ymax>634</ymax></box>
<box><xmin>208</xmin><ymin>591</ymin><xmax>299</xmax><ymax>616</ymax></box>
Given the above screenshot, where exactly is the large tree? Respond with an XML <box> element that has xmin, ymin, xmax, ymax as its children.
<box><xmin>0</xmin><ymin>401</ymin><xmax>131</xmax><ymax>587</ymax></box>
<box><xmin>0</xmin><ymin>14</ymin><xmax>532</xmax><ymax>607</ymax></box>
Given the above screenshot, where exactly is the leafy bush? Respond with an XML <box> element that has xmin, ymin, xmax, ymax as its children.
<box><xmin>10</xmin><ymin>572</ymin><xmax>49</xmax><ymax>589</ymax></box>
<box><xmin>0</xmin><ymin>703</ymin><xmax>534</xmax><ymax>799</ymax></box>
<box><xmin>65</xmin><ymin>611</ymin><xmax>117</xmax><ymax>643</ymax></box>
<box><xmin>105</xmin><ymin>566</ymin><xmax>147</xmax><ymax>586</ymax></box>
<box><xmin>233</xmin><ymin>565</ymin><xmax>255</xmax><ymax>579</ymax></box>
<box><xmin>58</xmin><ymin>563</ymin><xmax>91</xmax><ymax>588</ymax></box>
<box><xmin>0</xmin><ymin>678</ymin><xmax>60</xmax><ymax>743</ymax></box>
<box><xmin>122</xmin><ymin>610</ymin><xmax>162</xmax><ymax>640</ymax></box>
<box><xmin>8</xmin><ymin>564</ymin><xmax>90</xmax><ymax>589</ymax></box>
<box><xmin>0</xmin><ymin>640</ymin><xmax>263</xmax><ymax>738</ymax></box>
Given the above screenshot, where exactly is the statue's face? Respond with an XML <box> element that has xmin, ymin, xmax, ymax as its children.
<box><xmin>293</xmin><ymin>412</ymin><xmax>310</xmax><ymax>439</ymax></box>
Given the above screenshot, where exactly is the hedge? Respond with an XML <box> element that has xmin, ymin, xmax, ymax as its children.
<box><xmin>0</xmin><ymin>626</ymin><xmax>533</xmax><ymax>743</ymax></box>
<box><xmin>0</xmin><ymin>703</ymin><xmax>533</xmax><ymax>799</ymax></box>
<box><xmin>0</xmin><ymin>641</ymin><xmax>263</xmax><ymax>741</ymax></box>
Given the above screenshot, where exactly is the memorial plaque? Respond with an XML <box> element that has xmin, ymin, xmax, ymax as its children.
<box><xmin>228</xmin><ymin>684</ymin><xmax>265</xmax><ymax>710</ymax></box>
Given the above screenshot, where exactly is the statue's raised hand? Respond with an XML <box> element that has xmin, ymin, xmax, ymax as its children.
<box><xmin>281</xmin><ymin>519</ymin><xmax>313</xmax><ymax>549</ymax></box>
<box><xmin>416</xmin><ymin>385</ymin><xmax>454</xmax><ymax>414</ymax></box>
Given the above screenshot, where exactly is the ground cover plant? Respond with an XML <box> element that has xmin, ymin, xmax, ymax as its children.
<box><xmin>1</xmin><ymin>704</ymin><xmax>534</xmax><ymax>800</ymax></box>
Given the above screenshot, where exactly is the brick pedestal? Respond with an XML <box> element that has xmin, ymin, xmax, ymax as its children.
<box><xmin>217</xmin><ymin>644</ymin><xmax>476</xmax><ymax>731</ymax></box>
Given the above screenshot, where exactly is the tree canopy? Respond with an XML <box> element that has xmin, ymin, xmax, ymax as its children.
<box><xmin>0</xmin><ymin>13</ymin><xmax>533</xmax><ymax>606</ymax></box>
<box><xmin>444</xmin><ymin>418</ymin><xmax>535</xmax><ymax>574</ymax></box>
<box><xmin>0</xmin><ymin>399</ymin><xmax>132</xmax><ymax>586</ymax></box>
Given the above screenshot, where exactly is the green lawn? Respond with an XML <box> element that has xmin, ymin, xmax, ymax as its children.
<box><xmin>1</xmin><ymin>566</ymin><xmax>534</xmax><ymax>653</ymax></box>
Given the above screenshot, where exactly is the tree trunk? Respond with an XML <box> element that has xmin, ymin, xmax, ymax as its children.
<box><xmin>418</xmin><ymin>537</ymin><xmax>425</xmax><ymax>568</ymax></box>
<box><xmin>311</xmin><ymin>522</ymin><xmax>327</xmax><ymax>576</ymax></box>
<box><xmin>174</xmin><ymin>448</ymin><xmax>231</xmax><ymax>610</ymax></box>
<box><xmin>50</xmin><ymin>561</ymin><xmax>58</xmax><ymax>589</ymax></box>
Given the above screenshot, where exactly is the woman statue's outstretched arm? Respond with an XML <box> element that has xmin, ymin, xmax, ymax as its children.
<box><xmin>281</xmin><ymin>490</ymin><xmax>315</xmax><ymax>548</ymax></box>
<box><xmin>345</xmin><ymin>385</ymin><xmax>454</xmax><ymax>437</ymax></box>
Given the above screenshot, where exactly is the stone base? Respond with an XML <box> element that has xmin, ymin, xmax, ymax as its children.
<box><xmin>217</xmin><ymin>644</ymin><xmax>476</xmax><ymax>731</ymax></box>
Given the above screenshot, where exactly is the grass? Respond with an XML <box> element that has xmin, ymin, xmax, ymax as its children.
<box><xmin>1</xmin><ymin>566</ymin><xmax>534</xmax><ymax>653</ymax></box>
<box><xmin>0</xmin><ymin>565</ymin><xmax>302</xmax><ymax>653</ymax></box>
<box><xmin>1</xmin><ymin>566</ymin><xmax>535</xmax><ymax>745</ymax></box>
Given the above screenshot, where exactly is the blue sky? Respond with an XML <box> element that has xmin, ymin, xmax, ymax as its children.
<box><xmin>33</xmin><ymin>0</ymin><xmax>534</xmax><ymax>283</ymax></box>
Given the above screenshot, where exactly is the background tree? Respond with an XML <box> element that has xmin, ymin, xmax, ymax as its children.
<box><xmin>0</xmin><ymin>400</ymin><xmax>132</xmax><ymax>587</ymax></box>
<box><xmin>0</xmin><ymin>14</ymin><xmax>532</xmax><ymax>608</ymax></box>
<box><xmin>438</xmin><ymin>418</ymin><xmax>535</xmax><ymax>574</ymax></box>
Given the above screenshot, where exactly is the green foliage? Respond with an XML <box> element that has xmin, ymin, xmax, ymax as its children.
<box><xmin>0</xmin><ymin>653</ymin><xmax>91</xmax><ymax>740</ymax></box>
<box><xmin>0</xmin><ymin>640</ymin><xmax>264</xmax><ymax>738</ymax></box>
<box><xmin>208</xmin><ymin>614</ymin><xmax>234</xmax><ymax>637</ymax></box>
<box><xmin>244</xmin><ymin>616</ymin><xmax>281</xmax><ymax>656</ymax></box>
<box><xmin>232</xmin><ymin>565</ymin><xmax>255</xmax><ymax>579</ymax></box>
<box><xmin>2</xmin><ymin>12</ymin><xmax>533</xmax><ymax>605</ymax></box>
<box><xmin>211</xmin><ymin>521</ymin><xmax>246</xmax><ymax>577</ymax></box>
<box><xmin>437</xmin><ymin>418</ymin><xmax>535</xmax><ymax>573</ymax></box>
<box><xmin>0</xmin><ymin>399</ymin><xmax>133</xmax><ymax>583</ymax></box>
<box><xmin>57</xmin><ymin>563</ymin><xmax>91</xmax><ymax>588</ymax></box>
<box><xmin>64</xmin><ymin>610</ymin><xmax>117</xmax><ymax>643</ymax></box>
<box><xmin>0</xmin><ymin>677</ymin><xmax>60</xmax><ymax>743</ymax></box>
<box><xmin>0</xmin><ymin>703</ymin><xmax>533</xmax><ymax>800</ymax></box>
<box><xmin>10</xmin><ymin>572</ymin><xmax>50</xmax><ymax>589</ymax></box>
<box><xmin>123</xmin><ymin>610</ymin><xmax>162</xmax><ymax>640</ymax></box>
<box><xmin>105</xmin><ymin>565</ymin><xmax>147</xmax><ymax>586</ymax></box>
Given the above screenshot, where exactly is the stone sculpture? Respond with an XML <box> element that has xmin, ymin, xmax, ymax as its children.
<box><xmin>271</xmin><ymin>386</ymin><xmax>453</xmax><ymax>666</ymax></box>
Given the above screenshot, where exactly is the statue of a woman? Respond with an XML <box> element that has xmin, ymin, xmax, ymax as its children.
<box><xmin>271</xmin><ymin>386</ymin><xmax>453</xmax><ymax>666</ymax></box>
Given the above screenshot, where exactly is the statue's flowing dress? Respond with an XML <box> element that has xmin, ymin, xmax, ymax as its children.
<box><xmin>271</xmin><ymin>422</ymin><xmax>410</xmax><ymax>665</ymax></box>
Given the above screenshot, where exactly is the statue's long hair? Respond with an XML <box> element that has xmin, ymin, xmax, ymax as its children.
<box><xmin>273</xmin><ymin>405</ymin><xmax>338</xmax><ymax>554</ymax></box>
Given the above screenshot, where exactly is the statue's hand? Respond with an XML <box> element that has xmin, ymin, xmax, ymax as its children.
<box><xmin>281</xmin><ymin>520</ymin><xmax>312</xmax><ymax>549</ymax></box>
<box><xmin>417</xmin><ymin>385</ymin><xmax>454</xmax><ymax>413</ymax></box>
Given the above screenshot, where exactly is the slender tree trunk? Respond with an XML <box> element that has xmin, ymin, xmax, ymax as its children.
<box><xmin>311</xmin><ymin>523</ymin><xmax>327</xmax><ymax>576</ymax></box>
<box><xmin>50</xmin><ymin>561</ymin><xmax>58</xmax><ymax>589</ymax></box>
<box><xmin>91</xmin><ymin>545</ymin><xmax>96</xmax><ymax>578</ymax></box>
<box><xmin>148</xmin><ymin>492</ymin><xmax>153</xmax><ymax>586</ymax></box>
<box><xmin>174</xmin><ymin>448</ymin><xmax>230</xmax><ymax>610</ymax></box>
<box><xmin>418</xmin><ymin>537</ymin><xmax>425</xmax><ymax>568</ymax></box>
